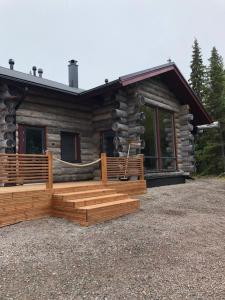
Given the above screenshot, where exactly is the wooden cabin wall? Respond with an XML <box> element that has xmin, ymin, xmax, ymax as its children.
<box><xmin>132</xmin><ymin>78</ymin><xmax>195</xmax><ymax>174</ymax></box>
<box><xmin>91</xmin><ymin>96</ymin><xmax>114</xmax><ymax>178</ymax></box>
<box><xmin>16</xmin><ymin>95</ymin><xmax>96</xmax><ymax>182</ymax></box>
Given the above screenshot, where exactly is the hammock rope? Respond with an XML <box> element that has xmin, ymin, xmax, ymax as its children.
<box><xmin>54</xmin><ymin>157</ymin><xmax>101</xmax><ymax>168</ymax></box>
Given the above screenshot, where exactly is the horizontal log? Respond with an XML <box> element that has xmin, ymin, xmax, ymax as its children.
<box><xmin>115</xmin><ymin>101</ymin><xmax>128</xmax><ymax>110</ymax></box>
<box><xmin>142</xmin><ymin>96</ymin><xmax>179</xmax><ymax>112</ymax></box>
<box><xmin>93</xmin><ymin>113</ymin><xmax>112</xmax><ymax>122</ymax></box>
<box><xmin>128</xmin><ymin>126</ymin><xmax>145</xmax><ymax>135</ymax></box>
<box><xmin>20</xmin><ymin>102</ymin><xmax>92</xmax><ymax>120</ymax></box>
<box><xmin>112</xmin><ymin>109</ymin><xmax>128</xmax><ymax>118</ymax></box>
<box><xmin>112</xmin><ymin>122</ymin><xmax>128</xmax><ymax>132</ymax></box>
<box><xmin>137</xmin><ymin>90</ymin><xmax>179</xmax><ymax>112</ymax></box>
<box><xmin>138</xmin><ymin>82</ymin><xmax>179</xmax><ymax>105</ymax></box>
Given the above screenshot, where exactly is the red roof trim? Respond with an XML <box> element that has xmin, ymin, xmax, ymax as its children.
<box><xmin>120</xmin><ymin>65</ymin><xmax>175</xmax><ymax>86</ymax></box>
<box><xmin>172</xmin><ymin>67</ymin><xmax>212</xmax><ymax>124</ymax></box>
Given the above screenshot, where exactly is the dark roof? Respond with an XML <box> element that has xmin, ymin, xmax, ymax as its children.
<box><xmin>0</xmin><ymin>62</ymin><xmax>212</xmax><ymax>125</ymax></box>
<box><xmin>0</xmin><ymin>66</ymin><xmax>84</xmax><ymax>95</ymax></box>
<box><xmin>80</xmin><ymin>62</ymin><xmax>212</xmax><ymax>125</ymax></box>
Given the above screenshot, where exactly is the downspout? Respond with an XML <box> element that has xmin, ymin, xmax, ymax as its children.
<box><xmin>14</xmin><ymin>87</ymin><xmax>29</xmax><ymax>153</ymax></box>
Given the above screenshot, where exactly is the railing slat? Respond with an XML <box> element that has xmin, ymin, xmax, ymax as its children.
<box><xmin>0</xmin><ymin>152</ymin><xmax>52</xmax><ymax>189</ymax></box>
<box><xmin>102</xmin><ymin>154</ymin><xmax>144</xmax><ymax>180</ymax></box>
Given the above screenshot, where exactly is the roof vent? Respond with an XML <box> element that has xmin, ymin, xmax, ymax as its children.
<box><xmin>32</xmin><ymin>66</ymin><xmax>37</xmax><ymax>76</ymax></box>
<box><xmin>105</xmin><ymin>79</ymin><xmax>109</xmax><ymax>84</ymax></box>
<box><xmin>38</xmin><ymin>68</ymin><xmax>43</xmax><ymax>78</ymax></box>
<box><xmin>8</xmin><ymin>59</ymin><xmax>15</xmax><ymax>70</ymax></box>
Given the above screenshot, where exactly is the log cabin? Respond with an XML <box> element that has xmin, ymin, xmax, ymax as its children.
<box><xmin>0</xmin><ymin>59</ymin><xmax>211</xmax><ymax>187</ymax></box>
<box><xmin>0</xmin><ymin>59</ymin><xmax>212</xmax><ymax>227</ymax></box>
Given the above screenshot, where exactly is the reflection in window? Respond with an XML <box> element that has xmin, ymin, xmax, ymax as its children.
<box><xmin>159</xmin><ymin>110</ymin><xmax>176</xmax><ymax>171</ymax></box>
<box><xmin>141</xmin><ymin>106</ymin><xmax>176</xmax><ymax>172</ymax></box>
<box><xmin>142</xmin><ymin>106</ymin><xmax>157</xmax><ymax>171</ymax></box>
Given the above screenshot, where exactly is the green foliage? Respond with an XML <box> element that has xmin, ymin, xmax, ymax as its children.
<box><xmin>192</xmin><ymin>45</ymin><xmax>225</xmax><ymax>175</ymax></box>
<box><xmin>189</xmin><ymin>39</ymin><xmax>206</xmax><ymax>100</ymax></box>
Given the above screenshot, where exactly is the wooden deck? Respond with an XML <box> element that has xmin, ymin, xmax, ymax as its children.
<box><xmin>0</xmin><ymin>180</ymin><xmax>147</xmax><ymax>227</ymax></box>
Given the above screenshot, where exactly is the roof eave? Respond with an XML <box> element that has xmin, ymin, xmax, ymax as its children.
<box><xmin>0</xmin><ymin>74</ymin><xmax>81</xmax><ymax>97</ymax></box>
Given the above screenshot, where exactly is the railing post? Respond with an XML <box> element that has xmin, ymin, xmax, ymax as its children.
<box><xmin>140</xmin><ymin>154</ymin><xmax>145</xmax><ymax>180</ymax></box>
<box><xmin>101</xmin><ymin>153</ymin><xmax>108</xmax><ymax>185</ymax></box>
<box><xmin>46</xmin><ymin>150</ymin><xmax>53</xmax><ymax>190</ymax></box>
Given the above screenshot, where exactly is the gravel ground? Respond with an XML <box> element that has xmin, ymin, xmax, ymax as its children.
<box><xmin>0</xmin><ymin>178</ymin><xmax>225</xmax><ymax>300</ymax></box>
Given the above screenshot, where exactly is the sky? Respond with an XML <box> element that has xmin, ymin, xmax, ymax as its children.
<box><xmin>0</xmin><ymin>0</ymin><xmax>225</xmax><ymax>90</ymax></box>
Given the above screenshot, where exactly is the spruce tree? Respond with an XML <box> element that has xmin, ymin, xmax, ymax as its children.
<box><xmin>205</xmin><ymin>47</ymin><xmax>225</xmax><ymax>120</ymax></box>
<box><xmin>189</xmin><ymin>39</ymin><xmax>206</xmax><ymax>100</ymax></box>
<box><xmin>196</xmin><ymin>47</ymin><xmax>225</xmax><ymax>175</ymax></box>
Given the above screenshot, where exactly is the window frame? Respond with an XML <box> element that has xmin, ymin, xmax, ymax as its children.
<box><xmin>18</xmin><ymin>124</ymin><xmax>46</xmax><ymax>154</ymax></box>
<box><xmin>60</xmin><ymin>131</ymin><xmax>81</xmax><ymax>163</ymax></box>
<box><xmin>142</xmin><ymin>106</ymin><xmax>178</xmax><ymax>172</ymax></box>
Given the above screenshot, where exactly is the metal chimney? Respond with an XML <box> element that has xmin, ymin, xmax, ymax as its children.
<box><xmin>68</xmin><ymin>60</ymin><xmax>78</xmax><ymax>88</ymax></box>
<box><xmin>32</xmin><ymin>66</ymin><xmax>37</xmax><ymax>76</ymax></box>
<box><xmin>38</xmin><ymin>68</ymin><xmax>43</xmax><ymax>78</ymax></box>
<box><xmin>8</xmin><ymin>59</ymin><xmax>15</xmax><ymax>70</ymax></box>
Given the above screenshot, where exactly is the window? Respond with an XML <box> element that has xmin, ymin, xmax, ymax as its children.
<box><xmin>100</xmin><ymin>130</ymin><xmax>115</xmax><ymax>156</ymax></box>
<box><xmin>18</xmin><ymin>125</ymin><xmax>46</xmax><ymax>154</ymax></box>
<box><xmin>61</xmin><ymin>132</ymin><xmax>80</xmax><ymax>162</ymax></box>
<box><xmin>141</xmin><ymin>106</ymin><xmax>177</xmax><ymax>172</ymax></box>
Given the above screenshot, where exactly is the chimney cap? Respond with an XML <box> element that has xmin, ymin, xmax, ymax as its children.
<box><xmin>38</xmin><ymin>68</ymin><xmax>43</xmax><ymax>78</ymax></box>
<box><xmin>9</xmin><ymin>58</ymin><xmax>15</xmax><ymax>64</ymax></box>
<box><xmin>68</xmin><ymin>59</ymin><xmax>78</xmax><ymax>65</ymax></box>
<box><xmin>8</xmin><ymin>59</ymin><xmax>15</xmax><ymax>70</ymax></box>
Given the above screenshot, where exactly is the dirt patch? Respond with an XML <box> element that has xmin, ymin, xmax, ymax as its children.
<box><xmin>0</xmin><ymin>178</ymin><xmax>225</xmax><ymax>299</ymax></box>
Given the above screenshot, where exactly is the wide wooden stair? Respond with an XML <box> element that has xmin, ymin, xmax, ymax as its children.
<box><xmin>52</xmin><ymin>184</ymin><xmax>140</xmax><ymax>226</ymax></box>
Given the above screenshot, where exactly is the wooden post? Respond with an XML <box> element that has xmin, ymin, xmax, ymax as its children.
<box><xmin>140</xmin><ymin>154</ymin><xmax>145</xmax><ymax>180</ymax></box>
<box><xmin>46</xmin><ymin>150</ymin><xmax>53</xmax><ymax>190</ymax></box>
<box><xmin>101</xmin><ymin>153</ymin><xmax>108</xmax><ymax>185</ymax></box>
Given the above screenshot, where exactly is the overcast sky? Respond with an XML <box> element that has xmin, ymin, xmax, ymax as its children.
<box><xmin>0</xmin><ymin>0</ymin><xmax>224</xmax><ymax>89</ymax></box>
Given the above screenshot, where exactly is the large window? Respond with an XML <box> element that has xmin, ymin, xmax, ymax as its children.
<box><xmin>141</xmin><ymin>106</ymin><xmax>177</xmax><ymax>172</ymax></box>
<box><xmin>61</xmin><ymin>132</ymin><xmax>80</xmax><ymax>162</ymax></box>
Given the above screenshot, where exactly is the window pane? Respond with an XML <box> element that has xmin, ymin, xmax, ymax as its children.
<box><xmin>158</xmin><ymin>110</ymin><xmax>176</xmax><ymax>171</ymax></box>
<box><xmin>25</xmin><ymin>127</ymin><xmax>45</xmax><ymax>154</ymax></box>
<box><xmin>141</xmin><ymin>106</ymin><xmax>157</xmax><ymax>171</ymax></box>
<box><xmin>101</xmin><ymin>130</ymin><xmax>114</xmax><ymax>156</ymax></box>
<box><xmin>61</xmin><ymin>132</ymin><xmax>79</xmax><ymax>162</ymax></box>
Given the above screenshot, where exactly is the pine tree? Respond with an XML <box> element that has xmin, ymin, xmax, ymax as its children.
<box><xmin>205</xmin><ymin>47</ymin><xmax>225</xmax><ymax>120</ymax></box>
<box><xmin>189</xmin><ymin>39</ymin><xmax>206</xmax><ymax>100</ymax></box>
<box><xmin>195</xmin><ymin>47</ymin><xmax>225</xmax><ymax>175</ymax></box>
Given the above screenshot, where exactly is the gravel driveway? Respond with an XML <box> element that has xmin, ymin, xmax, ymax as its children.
<box><xmin>0</xmin><ymin>178</ymin><xmax>225</xmax><ymax>300</ymax></box>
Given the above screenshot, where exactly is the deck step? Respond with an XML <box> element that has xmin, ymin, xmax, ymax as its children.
<box><xmin>53</xmin><ymin>188</ymin><xmax>115</xmax><ymax>200</ymax></box>
<box><xmin>78</xmin><ymin>198</ymin><xmax>140</xmax><ymax>226</ymax></box>
<box><xmin>52</xmin><ymin>182</ymin><xmax>142</xmax><ymax>226</ymax></box>
<box><xmin>66</xmin><ymin>193</ymin><xmax>128</xmax><ymax>208</ymax></box>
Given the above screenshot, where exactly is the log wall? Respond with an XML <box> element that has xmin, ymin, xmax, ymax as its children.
<box><xmin>129</xmin><ymin>78</ymin><xmax>195</xmax><ymax>174</ymax></box>
<box><xmin>16</xmin><ymin>95</ymin><xmax>95</xmax><ymax>182</ymax></box>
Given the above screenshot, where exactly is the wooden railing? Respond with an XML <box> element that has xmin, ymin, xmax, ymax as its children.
<box><xmin>101</xmin><ymin>153</ymin><xmax>144</xmax><ymax>184</ymax></box>
<box><xmin>0</xmin><ymin>151</ymin><xmax>144</xmax><ymax>188</ymax></box>
<box><xmin>0</xmin><ymin>151</ymin><xmax>53</xmax><ymax>189</ymax></box>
